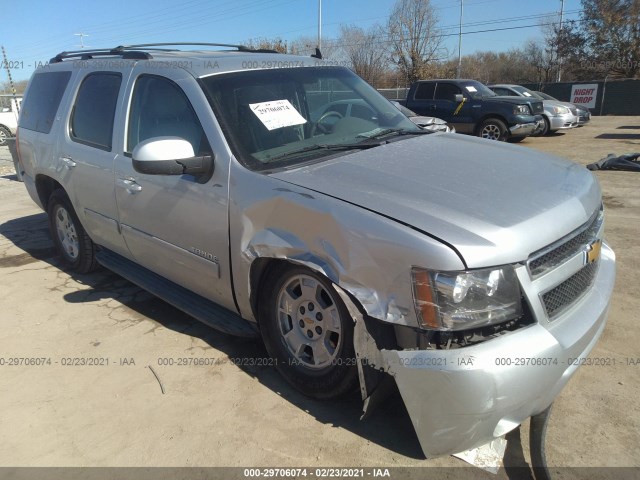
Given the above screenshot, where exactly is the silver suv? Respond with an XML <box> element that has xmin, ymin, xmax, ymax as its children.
<box><xmin>16</xmin><ymin>44</ymin><xmax>615</xmax><ymax>459</ymax></box>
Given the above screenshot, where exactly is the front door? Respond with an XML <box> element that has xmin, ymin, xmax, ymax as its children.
<box><xmin>114</xmin><ymin>67</ymin><xmax>236</xmax><ymax>311</ymax></box>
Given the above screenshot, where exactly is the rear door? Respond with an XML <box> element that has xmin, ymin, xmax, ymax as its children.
<box><xmin>408</xmin><ymin>82</ymin><xmax>436</xmax><ymax>116</ymax></box>
<box><xmin>58</xmin><ymin>68</ymin><xmax>132</xmax><ymax>256</ymax></box>
<box><xmin>114</xmin><ymin>66</ymin><xmax>236</xmax><ymax>310</ymax></box>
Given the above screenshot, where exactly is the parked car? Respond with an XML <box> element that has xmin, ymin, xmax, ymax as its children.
<box><xmin>403</xmin><ymin>79</ymin><xmax>544</xmax><ymax>142</ymax></box>
<box><xmin>311</xmin><ymin>98</ymin><xmax>453</xmax><ymax>133</ymax></box>
<box><xmin>0</xmin><ymin>94</ymin><xmax>22</xmax><ymax>146</ymax></box>
<box><xmin>391</xmin><ymin>101</ymin><xmax>454</xmax><ymax>132</ymax></box>
<box><xmin>17</xmin><ymin>44</ymin><xmax>615</xmax><ymax>459</ymax></box>
<box><xmin>534</xmin><ymin>90</ymin><xmax>591</xmax><ymax>126</ymax></box>
<box><xmin>489</xmin><ymin>84</ymin><xmax>577</xmax><ymax>136</ymax></box>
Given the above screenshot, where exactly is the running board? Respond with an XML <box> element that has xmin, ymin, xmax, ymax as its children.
<box><xmin>96</xmin><ymin>249</ymin><xmax>259</xmax><ymax>338</ymax></box>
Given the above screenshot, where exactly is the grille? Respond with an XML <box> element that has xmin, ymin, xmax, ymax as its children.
<box><xmin>542</xmin><ymin>261</ymin><xmax>599</xmax><ymax>319</ymax></box>
<box><xmin>529</xmin><ymin>208</ymin><xmax>603</xmax><ymax>277</ymax></box>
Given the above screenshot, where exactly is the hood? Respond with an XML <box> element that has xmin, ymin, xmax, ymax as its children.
<box><xmin>489</xmin><ymin>95</ymin><xmax>533</xmax><ymax>105</ymax></box>
<box><xmin>271</xmin><ymin>134</ymin><xmax>601</xmax><ymax>268</ymax></box>
<box><xmin>489</xmin><ymin>96</ymin><xmax>544</xmax><ymax>114</ymax></box>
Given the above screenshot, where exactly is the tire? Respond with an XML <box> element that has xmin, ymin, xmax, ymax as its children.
<box><xmin>0</xmin><ymin>125</ymin><xmax>10</xmax><ymax>147</ymax></box>
<box><xmin>259</xmin><ymin>265</ymin><xmax>358</xmax><ymax>399</ymax></box>
<box><xmin>478</xmin><ymin>118</ymin><xmax>507</xmax><ymax>141</ymax></box>
<box><xmin>537</xmin><ymin>116</ymin><xmax>550</xmax><ymax>136</ymax></box>
<box><xmin>47</xmin><ymin>189</ymin><xmax>98</xmax><ymax>273</ymax></box>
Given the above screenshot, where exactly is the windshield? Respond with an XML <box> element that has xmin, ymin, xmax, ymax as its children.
<box><xmin>512</xmin><ymin>86</ymin><xmax>541</xmax><ymax>98</ymax></box>
<box><xmin>200</xmin><ymin>67</ymin><xmax>422</xmax><ymax>171</ymax></box>
<box><xmin>461</xmin><ymin>81</ymin><xmax>496</xmax><ymax>99</ymax></box>
<box><xmin>535</xmin><ymin>91</ymin><xmax>557</xmax><ymax>101</ymax></box>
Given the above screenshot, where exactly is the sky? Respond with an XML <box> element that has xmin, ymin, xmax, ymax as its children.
<box><xmin>1</xmin><ymin>0</ymin><xmax>583</xmax><ymax>83</ymax></box>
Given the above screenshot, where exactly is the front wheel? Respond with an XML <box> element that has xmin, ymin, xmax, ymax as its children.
<box><xmin>259</xmin><ymin>265</ymin><xmax>357</xmax><ymax>399</ymax></box>
<box><xmin>47</xmin><ymin>189</ymin><xmax>98</xmax><ymax>273</ymax></box>
<box><xmin>536</xmin><ymin>116</ymin><xmax>550</xmax><ymax>136</ymax></box>
<box><xmin>478</xmin><ymin>118</ymin><xmax>507</xmax><ymax>141</ymax></box>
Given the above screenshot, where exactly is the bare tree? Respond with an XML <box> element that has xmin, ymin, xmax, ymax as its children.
<box><xmin>289</xmin><ymin>35</ymin><xmax>341</xmax><ymax>61</ymax></box>
<box><xmin>243</xmin><ymin>37</ymin><xmax>288</xmax><ymax>53</ymax></box>
<box><xmin>387</xmin><ymin>0</ymin><xmax>444</xmax><ymax>85</ymax></box>
<box><xmin>338</xmin><ymin>25</ymin><xmax>389</xmax><ymax>85</ymax></box>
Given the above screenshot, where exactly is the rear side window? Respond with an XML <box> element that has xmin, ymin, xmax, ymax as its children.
<box><xmin>70</xmin><ymin>73</ymin><xmax>122</xmax><ymax>151</ymax></box>
<box><xmin>19</xmin><ymin>71</ymin><xmax>71</xmax><ymax>134</ymax></box>
<box><xmin>414</xmin><ymin>82</ymin><xmax>435</xmax><ymax>100</ymax></box>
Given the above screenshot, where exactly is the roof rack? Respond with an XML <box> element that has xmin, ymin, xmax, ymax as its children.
<box><xmin>50</xmin><ymin>42</ymin><xmax>280</xmax><ymax>63</ymax></box>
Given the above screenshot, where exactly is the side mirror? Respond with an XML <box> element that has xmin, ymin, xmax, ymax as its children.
<box><xmin>132</xmin><ymin>137</ymin><xmax>213</xmax><ymax>177</ymax></box>
<box><xmin>454</xmin><ymin>94</ymin><xmax>464</xmax><ymax>103</ymax></box>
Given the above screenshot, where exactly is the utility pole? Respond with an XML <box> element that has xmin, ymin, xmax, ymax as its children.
<box><xmin>556</xmin><ymin>0</ymin><xmax>564</xmax><ymax>82</ymax></box>
<box><xmin>74</xmin><ymin>33</ymin><xmax>90</xmax><ymax>49</ymax></box>
<box><xmin>456</xmin><ymin>0</ymin><xmax>463</xmax><ymax>78</ymax></box>
<box><xmin>317</xmin><ymin>0</ymin><xmax>322</xmax><ymax>52</ymax></box>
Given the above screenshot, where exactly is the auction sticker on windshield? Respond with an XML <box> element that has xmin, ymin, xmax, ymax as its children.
<box><xmin>250</xmin><ymin>99</ymin><xmax>306</xmax><ymax>131</ymax></box>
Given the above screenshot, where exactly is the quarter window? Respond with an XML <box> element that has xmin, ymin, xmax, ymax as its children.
<box><xmin>19</xmin><ymin>71</ymin><xmax>71</xmax><ymax>134</ymax></box>
<box><xmin>70</xmin><ymin>73</ymin><xmax>121</xmax><ymax>150</ymax></box>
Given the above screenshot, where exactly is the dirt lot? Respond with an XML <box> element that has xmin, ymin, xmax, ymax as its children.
<box><xmin>0</xmin><ymin>117</ymin><xmax>638</xmax><ymax>478</ymax></box>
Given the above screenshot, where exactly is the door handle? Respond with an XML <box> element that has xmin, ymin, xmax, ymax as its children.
<box><xmin>117</xmin><ymin>178</ymin><xmax>142</xmax><ymax>193</ymax></box>
<box><xmin>61</xmin><ymin>157</ymin><xmax>76</xmax><ymax>169</ymax></box>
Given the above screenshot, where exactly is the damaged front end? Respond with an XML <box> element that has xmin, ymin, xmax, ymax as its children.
<box><xmin>337</xmin><ymin>243</ymin><xmax>615</xmax><ymax>459</ymax></box>
<box><xmin>228</xmin><ymin>150</ymin><xmax>615</xmax><ymax>462</ymax></box>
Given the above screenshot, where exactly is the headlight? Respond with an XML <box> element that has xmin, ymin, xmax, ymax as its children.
<box><xmin>551</xmin><ymin>106</ymin><xmax>570</xmax><ymax>115</ymax></box>
<box><xmin>411</xmin><ymin>266</ymin><xmax>522</xmax><ymax>331</ymax></box>
<box><xmin>513</xmin><ymin>105</ymin><xmax>530</xmax><ymax>115</ymax></box>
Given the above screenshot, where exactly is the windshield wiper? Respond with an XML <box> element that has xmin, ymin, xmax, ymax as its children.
<box><xmin>358</xmin><ymin>128</ymin><xmax>433</xmax><ymax>140</ymax></box>
<box><xmin>264</xmin><ymin>141</ymin><xmax>385</xmax><ymax>162</ymax></box>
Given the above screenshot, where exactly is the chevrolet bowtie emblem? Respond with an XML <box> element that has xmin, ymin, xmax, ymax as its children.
<box><xmin>586</xmin><ymin>239</ymin><xmax>602</xmax><ymax>264</ymax></box>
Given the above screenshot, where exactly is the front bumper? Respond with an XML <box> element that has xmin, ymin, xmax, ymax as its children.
<box><xmin>509</xmin><ymin>115</ymin><xmax>544</xmax><ymax>137</ymax></box>
<box><xmin>549</xmin><ymin>113</ymin><xmax>578</xmax><ymax>131</ymax></box>
<box><xmin>577</xmin><ymin>112</ymin><xmax>591</xmax><ymax>125</ymax></box>
<box><xmin>381</xmin><ymin>243</ymin><xmax>615</xmax><ymax>458</ymax></box>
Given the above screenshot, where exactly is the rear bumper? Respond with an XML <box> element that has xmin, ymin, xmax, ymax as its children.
<box><xmin>381</xmin><ymin>244</ymin><xmax>615</xmax><ymax>458</ymax></box>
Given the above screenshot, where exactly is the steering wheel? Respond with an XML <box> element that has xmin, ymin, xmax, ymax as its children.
<box><xmin>311</xmin><ymin>110</ymin><xmax>344</xmax><ymax>136</ymax></box>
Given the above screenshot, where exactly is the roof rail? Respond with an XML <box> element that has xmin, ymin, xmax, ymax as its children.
<box><xmin>50</xmin><ymin>42</ymin><xmax>281</xmax><ymax>63</ymax></box>
<box><xmin>50</xmin><ymin>48</ymin><xmax>152</xmax><ymax>63</ymax></box>
<box><xmin>120</xmin><ymin>42</ymin><xmax>280</xmax><ymax>54</ymax></box>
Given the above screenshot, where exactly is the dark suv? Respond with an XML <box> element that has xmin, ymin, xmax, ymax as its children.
<box><xmin>404</xmin><ymin>79</ymin><xmax>544</xmax><ymax>141</ymax></box>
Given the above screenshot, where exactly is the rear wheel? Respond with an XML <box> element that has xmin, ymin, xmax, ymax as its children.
<box><xmin>259</xmin><ymin>265</ymin><xmax>357</xmax><ymax>399</ymax></box>
<box><xmin>0</xmin><ymin>126</ymin><xmax>10</xmax><ymax>147</ymax></box>
<box><xmin>47</xmin><ymin>189</ymin><xmax>98</xmax><ymax>273</ymax></box>
<box><xmin>478</xmin><ymin>118</ymin><xmax>507</xmax><ymax>141</ymax></box>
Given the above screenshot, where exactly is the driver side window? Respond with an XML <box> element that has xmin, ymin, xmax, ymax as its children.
<box><xmin>127</xmin><ymin>75</ymin><xmax>210</xmax><ymax>155</ymax></box>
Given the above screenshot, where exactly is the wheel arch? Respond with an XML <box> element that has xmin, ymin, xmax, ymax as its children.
<box><xmin>249</xmin><ymin>256</ymin><xmax>356</xmax><ymax>325</ymax></box>
<box><xmin>35</xmin><ymin>174</ymin><xmax>64</xmax><ymax>211</ymax></box>
<box><xmin>474</xmin><ymin>114</ymin><xmax>509</xmax><ymax>135</ymax></box>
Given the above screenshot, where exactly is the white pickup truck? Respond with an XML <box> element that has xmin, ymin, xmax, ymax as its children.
<box><xmin>0</xmin><ymin>94</ymin><xmax>22</xmax><ymax>146</ymax></box>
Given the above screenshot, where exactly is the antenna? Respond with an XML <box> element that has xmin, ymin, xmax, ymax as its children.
<box><xmin>74</xmin><ymin>33</ymin><xmax>90</xmax><ymax>49</ymax></box>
